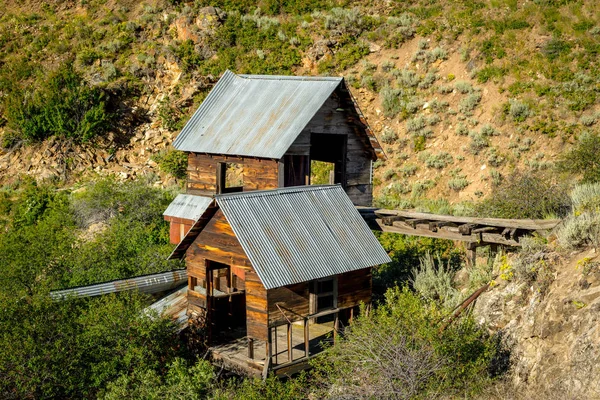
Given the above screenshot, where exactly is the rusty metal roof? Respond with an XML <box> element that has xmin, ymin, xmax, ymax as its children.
<box><xmin>50</xmin><ymin>270</ymin><xmax>188</xmax><ymax>300</ymax></box>
<box><xmin>216</xmin><ymin>185</ymin><xmax>390</xmax><ymax>289</ymax></box>
<box><xmin>173</xmin><ymin>70</ymin><xmax>344</xmax><ymax>159</ymax></box>
<box><xmin>163</xmin><ymin>194</ymin><xmax>213</xmax><ymax>221</ymax></box>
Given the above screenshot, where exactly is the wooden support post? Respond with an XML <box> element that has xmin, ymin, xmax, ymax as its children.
<box><xmin>248</xmin><ymin>338</ymin><xmax>254</xmax><ymax>359</ymax></box>
<box><xmin>274</xmin><ymin>325</ymin><xmax>278</xmax><ymax>365</ymax></box>
<box><xmin>304</xmin><ymin>319</ymin><xmax>309</xmax><ymax>358</ymax></box>
<box><xmin>333</xmin><ymin>312</ymin><xmax>339</xmax><ymax>343</ymax></box>
<box><xmin>349</xmin><ymin>306</ymin><xmax>354</xmax><ymax>323</ymax></box>
<box><xmin>266</xmin><ymin>328</ymin><xmax>272</xmax><ymax>364</ymax></box>
<box><xmin>466</xmin><ymin>242</ymin><xmax>477</xmax><ymax>268</ymax></box>
<box><xmin>287</xmin><ymin>323</ymin><xmax>292</xmax><ymax>363</ymax></box>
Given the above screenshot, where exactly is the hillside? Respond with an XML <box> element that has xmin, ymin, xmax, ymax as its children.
<box><xmin>0</xmin><ymin>0</ymin><xmax>598</xmax><ymax>208</ymax></box>
<box><xmin>2</xmin><ymin>0</ymin><xmax>600</xmax><ymax>398</ymax></box>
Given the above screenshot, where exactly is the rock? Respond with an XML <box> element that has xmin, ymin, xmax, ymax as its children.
<box><xmin>306</xmin><ymin>39</ymin><xmax>336</xmax><ymax>63</ymax></box>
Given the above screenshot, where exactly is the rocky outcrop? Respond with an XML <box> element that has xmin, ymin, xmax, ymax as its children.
<box><xmin>475</xmin><ymin>248</ymin><xmax>600</xmax><ymax>398</ymax></box>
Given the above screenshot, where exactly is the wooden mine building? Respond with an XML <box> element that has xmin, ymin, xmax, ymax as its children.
<box><xmin>163</xmin><ymin>71</ymin><xmax>390</xmax><ymax>376</ymax></box>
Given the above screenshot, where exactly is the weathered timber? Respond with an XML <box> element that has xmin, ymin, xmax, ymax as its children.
<box><xmin>406</xmin><ymin>218</ymin><xmax>431</xmax><ymax>228</ymax></box>
<box><xmin>359</xmin><ymin>207</ymin><xmax>560</xmax><ymax>246</ymax></box>
<box><xmin>364</xmin><ymin>208</ymin><xmax>560</xmax><ymax>231</ymax></box>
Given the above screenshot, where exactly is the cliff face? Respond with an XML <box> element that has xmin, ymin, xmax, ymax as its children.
<box><xmin>475</xmin><ymin>247</ymin><xmax>600</xmax><ymax>399</ymax></box>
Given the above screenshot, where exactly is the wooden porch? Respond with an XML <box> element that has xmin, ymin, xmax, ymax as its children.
<box><xmin>209</xmin><ymin>307</ymin><xmax>349</xmax><ymax>377</ymax></box>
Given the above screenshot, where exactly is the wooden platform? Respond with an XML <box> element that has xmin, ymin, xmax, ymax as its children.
<box><xmin>209</xmin><ymin>321</ymin><xmax>335</xmax><ymax>377</ymax></box>
<box><xmin>358</xmin><ymin>208</ymin><xmax>560</xmax><ymax>247</ymax></box>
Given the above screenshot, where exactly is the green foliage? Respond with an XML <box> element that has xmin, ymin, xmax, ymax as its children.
<box><xmin>152</xmin><ymin>148</ymin><xmax>188</xmax><ymax>179</ymax></box>
<box><xmin>418</xmin><ymin>151</ymin><xmax>453</xmax><ymax>169</ymax></box>
<box><xmin>380</xmin><ymin>126</ymin><xmax>397</xmax><ymax>144</ymax></box>
<box><xmin>102</xmin><ymin>358</ymin><xmax>215</xmax><ymax>399</ymax></box>
<box><xmin>0</xmin><ymin>178</ymin><xmax>185</xmax><ymax>398</ymax></box>
<box><xmin>310</xmin><ymin>160</ymin><xmax>334</xmax><ymax>184</ymax></box>
<box><xmin>477</xmin><ymin>65</ymin><xmax>507</xmax><ymax>83</ymax></box>
<box><xmin>475</xmin><ymin>170</ymin><xmax>570</xmax><ymax>219</ymax></box>
<box><xmin>3</xmin><ymin>63</ymin><xmax>114</xmax><ymax>142</ymax></box>
<box><xmin>542</xmin><ymin>38</ymin><xmax>572</xmax><ymax>60</ymax></box>
<box><xmin>374</xmin><ymin>233</ymin><xmax>463</xmax><ymax>297</ymax></box>
<box><xmin>558</xmin><ymin>132</ymin><xmax>600</xmax><ymax>183</ymax></box>
<box><xmin>314</xmin><ymin>287</ymin><xmax>499</xmax><ymax>399</ymax></box>
<box><xmin>412</xmin><ymin>253</ymin><xmax>462</xmax><ymax>309</ymax></box>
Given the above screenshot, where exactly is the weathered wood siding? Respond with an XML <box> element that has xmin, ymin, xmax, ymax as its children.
<box><xmin>187</xmin><ymin>153</ymin><xmax>279</xmax><ymax>196</ymax></box>
<box><xmin>286</xmin><ymin>91</ymin><xmax>374</xmax><ymax>206</ymax></box>
<box><xmin>246</xmin><ymin>270</ymin><xmax>269</xmax><ymax>341</ymax></box>
<box><xmin>337</xmin><ymin>267</ymin><xmax>372</xmax><ymax>309</ymax></box>
<box><xmin>187</xmin><ymin>210</ymin><xmax>252</xmax><ymax>269</ymax></box>
<box><xmin>267</xmin><ymin>282</ymin><xmax>310</xmax><ymax>325</ymax></box>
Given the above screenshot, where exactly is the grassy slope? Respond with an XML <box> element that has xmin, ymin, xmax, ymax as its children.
<box><xmin>0</xmin><ymin>0</ymin><xmax>598</xmax><ymax>210</ymax></box>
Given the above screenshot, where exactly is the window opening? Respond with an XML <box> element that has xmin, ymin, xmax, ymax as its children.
<box><xmin>217</xmin><ymin>162</ymin><xmax>243</xmax><ymax>193</ymax></box>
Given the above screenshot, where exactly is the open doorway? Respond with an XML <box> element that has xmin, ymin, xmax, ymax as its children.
<box><xmin>310</xmin><ymin>133</ymin><xmax>346</xmax><ymax>186</ymax></box>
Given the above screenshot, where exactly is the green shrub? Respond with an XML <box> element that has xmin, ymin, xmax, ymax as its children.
<box><xmin>406</xmin><ymin>116</ymin><xmax>426</xmax><ymax>132</ymax></box>
<box><xmin>315</xmin><ymin>287</ymin><xmax>499</xmax><ymax>399</ymax></box>
<box><xmin>152</xmin><ymin>149</ymin><xmax>188</xmax><ymax>180</ymax></box>
<box><xmin>419</xmin><ymin>151</ymin><xmax>453</xmax><ymax>169</ymax></box>
<box><xmin>459</xmin><ymin>92</ymin><xmax>482</xmax><ymax>114</ymax></box>
<box><xmin>448</xmin><ymin>176</ymin><xmax>469</xmax><ymax>191</ymax></box>
<box><xmin>4</xmin><ymin>63</ymin><xmax>114</xmax><ymax>142</ymax></box>
<box><xmin>455</xmin><ymin>81</ymin><xmax>473</xmax><ymax>94</ymax></box>
<box><xmin>477</xmin><ymin>66</ymin><xmax>507</xmax><ymax>83</ymax></box>
<box><xmin>380</xmin><ymin>126</ymin><xmax>397</xmax><ymax>144</ymax></box>
<box><xmin>556</xmin><ymin>212</ymin><xmax>600</xmax><ymax>250</ymax></box>
<box><xmin>570</xmin><ymin>183</ymin><xmax>600</xmax><ymax>214</ymax></box>
<box><xmin>380</xmin><ymin>87</ymin><xmax>403</xmax><ymax>118</ymax></box>
<box><xmin>507</xmin><ymin>99</ymin><xmax>530</xmax><ymax>122</ymax></box>
<box><xmin>558</xmin><ymin>132</ymin><xmax>600</xmax><ymax>183</ymax></box>
<box><xmin>475</xmin><ymin>170</ymin><xmax>570</xmax><ymax>219</ymax></box>
<box><xmin>412</xmin><ymin>253</ymin><xmax>462</xmax><ymax>309</ymax></box>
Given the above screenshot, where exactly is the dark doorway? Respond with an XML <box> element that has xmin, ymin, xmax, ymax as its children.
<box><xmin>310</xmin><ymin>133</ymin><xmax>346</xmax><ymax>186</ymax></box>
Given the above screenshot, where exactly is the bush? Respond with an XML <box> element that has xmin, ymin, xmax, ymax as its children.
<box><xmin>380</xmin><ymin>87</ymin><xmax>402</xmax><ymax>117</ymax></box>
<box><xmin>570</xmin><ymin>183</ymin><xmax>600</xmax><ymax>213</ymax></box>
<box><xmin>475</xmin><ymin>170</ymin><xmax>570</xmax><ymax>219</ymax></box>
<box><xmin>4</xmin><ymin>63</ymin><xmax>115</xmax><ymax>142</ymax></box>
<box><xmin>380</xmin><ymin>126</ymin><xmax>397</xmax><ymax>144</ymax></box>
<box><xmin>374</xmin><ymin>234</ymin><xmax>463</xmax><ymax>296</ymax></box>
<box><xmin>558</xmin><ymin>132</ymin><xmax>600</xmax><ymax>183</ymax></box>
<box><xmin>556</xmin><ymin>212</ymin><xmax>600</xmax><ymax>250</ymax></box>
<box><xmin>419</xmin><ymin>151</ymin><xmax>453</xmax><ymax>169</ymax></box>
<box><xmin>459</xmin><ymin>92</ymin><xmax>482</xmax><ymax>114</ymax></box>
<box><xmin>152</xmin><ymin>148</ymin><xmax>188</xmax><ymax>179</ymax></box>
<box><xmin>412</xmin><ymin>253</ymin><xmax>462</xmax><ymax>309</ymax></box>
<box><xmin>314</xmin><ymin>287</ymin><xmax>499</xmax><ymax>399</ymax></box>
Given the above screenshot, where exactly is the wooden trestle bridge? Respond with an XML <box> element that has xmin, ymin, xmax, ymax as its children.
<box><xmin>358</xmin><ymin>208</ymin><xmax>561</xmax><ymax>265</ymax></box>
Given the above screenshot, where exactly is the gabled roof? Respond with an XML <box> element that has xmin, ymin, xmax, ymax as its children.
<box><xmin>173</xmin><ymin>70</ymin><xmax>343</xmax><ymax>159</ymax></box>
<box><xmin>163</xmin><ymin>194</ymin><xmax>213</xmax><ymax>222</ymax></box>
<box><xmin>168</xmin><ymin>186</ymin><xmax>391</xmax><ymax>290</ymax></box>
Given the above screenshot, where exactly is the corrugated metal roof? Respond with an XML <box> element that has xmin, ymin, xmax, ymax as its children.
<box><xmin>168</xmin><ymin>200</ymin><xmax>218</xmax><ymax>260</ymax></box>
<box><xmin>145</xmin><ymin>285</ymin><xmax>189</xmax><ymax>332</ymax></box>
<box><xmin>50</xmin><ymin>270</ymin><xmax>188</xmax><ymax>300</ymax></box>
<box><xmin>163</xmin><ymin>194</ymin><xmax>213</xmax><ymax>221</ymax></box>
<box><xmin>173</xmin><ymin>70</ymin><xmax>343</xmax><ymax>159</ymax></box>
<box><xmin>216</xmin><ymin>185</ymin><xmax>391</xmax><ymax>290</ymax></box>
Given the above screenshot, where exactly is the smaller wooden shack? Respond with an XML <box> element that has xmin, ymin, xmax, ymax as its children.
<box><xmin>165</xmin><ymin>185</ymin><xmax>391</xmax><ymax>376</ymax></box>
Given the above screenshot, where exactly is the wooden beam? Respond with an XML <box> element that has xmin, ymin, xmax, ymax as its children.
<box><xmin>248</xmin><ymin>338</ymin><xmax>254</xmax><ymax>360</ymax></box>
<box><xmin>372</xmin><ymin>219</ymin><xmax>521</xmax><ymax>246</ymax></box>
<box><xmin>358</xmin><ymin>207</ymin><xmax>560</xmax><ymax>231</ymax></box>
<box><xmin>406</xmin><ymin>219</ymin><xmax>431</xmax><ymax>228</ymax></box>
<box><xmin>287</xmin><ymin>323</ymin><xmax>292</xmax><ymax>363</ymax></box>
<box><xmin>304</xmin><ymin>319</ymin><xmax>309</xmax><ymax>358</ymax></box>
<box><xmin>458</xmin><ymin>224</ymin><xmax>478</xmax><ymax>235</ymax></box>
